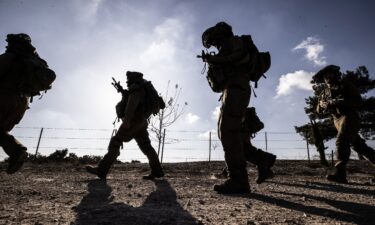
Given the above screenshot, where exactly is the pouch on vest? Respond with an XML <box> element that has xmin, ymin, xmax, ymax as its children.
<box><xmin>206</xmin><ymin>65</ymin><xmax>227</xmax><ymax>93</ymax></box>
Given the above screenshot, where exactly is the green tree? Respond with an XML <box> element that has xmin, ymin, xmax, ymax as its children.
<box><xmin>295</xmin><ymin>66</ymin><xmax>375</xmax><ymax>164</ymax></box>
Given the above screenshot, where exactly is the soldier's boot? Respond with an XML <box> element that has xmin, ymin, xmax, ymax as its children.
<box><xmin>256</xmin><ymin>152</ymin><xmax>276</xmax><ymax>184</ymax></box>
<box><xmin>86</xmin><ymin>137</ymin><xmax>121</xmax><ymax>180</ymax></box>
<box><xmin>327</xmin><ymin>162</ymin><xmax>348</xmax><ymax>184</ymax></box>
<box><xmin>214</xmin><ymin>177</ymin><xmax>250</xmax><ymax>194</ymax></box>
<box><xmin>7</xmin><ymin>149</ymin><xmax>27</xmax><ymax>174</ymax></box>
<box><xmin>86</xmin><ymin>166</ymin><xmax>107</xmax><ymax>180</ymax></box>
<box><xmin>142</xmin><ymin>149</ymin><xmax>164</xmax><ymax>180</ymax></box>
<box><xmin>0</xmin><ymin>133</ymin><xmax>28</xmax><ymax>174</ymax></box>
<box><xmin>371</xmin><ymin>178</ymin><xmax>375</xmax><ymax>184</ymax></box>
<box><xmin>214</xmin><ymin>169</ymin><xmax>250</xmax><ymax>194</ymax></box>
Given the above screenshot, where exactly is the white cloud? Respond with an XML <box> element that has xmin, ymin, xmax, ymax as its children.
<box><xmin>293</xmin><ymin>37</ymin><xmax>327</xmax><ymax>66</ymax></box>
<box><xmin>275</xmin><ymin>70</ymin><xmax>314</xmax><ymax>98</ymax></box>
<box><xmin>186</xmin><ymin>113</ymin><xmax>200</xmax><ymax>124</ymax></box>
<box><xmin>139</xmin><ymin>18</ymin><xmax>184</xmax><ymax>65</ymax></box>
<box><xmin>212</xmin><ymin>106</ymin><xmax>220</xmax><ymax>120</ymax></box>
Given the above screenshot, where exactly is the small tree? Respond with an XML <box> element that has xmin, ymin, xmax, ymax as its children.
<box><xmin>149</xmin><ymin>80</ymin><xmax>188</xmax><ymax>155</ymax></box>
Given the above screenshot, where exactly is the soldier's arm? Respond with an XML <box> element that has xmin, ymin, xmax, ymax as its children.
<box><xmin>123</xmin><ymin>87</ymin><xmax>143</xmax><ymax>122</ymax></box>
<box><xmin>206</xmin><ymin>38</ymin><xmax>248</xmax><ymax>65</ymax></box>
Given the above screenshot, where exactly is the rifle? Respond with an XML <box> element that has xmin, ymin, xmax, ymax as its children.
<box><xmin>318</xmin><ymin>89</ymin><xmax>344</xmax><ymax>114</ymax></box>
<box><xmin>196</xmin><ymin>50</ymin><xmax>216</xmax><ymax>61</ymax></box>
<box><xmin>111</xmin><ymin>77</ymin><xmax>129</xmax><ymax>125</ymax></box>
<box><xmin>111</xmin><ymin>77</ymin><xmax>128</xmax><ymax>96</ymax></box>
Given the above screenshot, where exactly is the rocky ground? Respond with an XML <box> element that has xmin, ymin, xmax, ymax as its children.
<box><xmin>0</xmin><ymin>160</ymin><xmax>374</xmax><ymax>225</ymax></box>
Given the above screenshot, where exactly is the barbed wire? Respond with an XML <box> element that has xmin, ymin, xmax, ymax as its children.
<box><xmin>14</xmin><ymin>126</ymin><xmax>302</xmax><ymax>134</ymax></box>
<box><xmin>9</xmin><ymin>126</ymin><xmax>374</xmax><ymax>162</ymax></box>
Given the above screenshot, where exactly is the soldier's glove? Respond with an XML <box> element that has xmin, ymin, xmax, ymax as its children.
<box><xmin>202</xmin><ymin>54</ymin><xmax>213</xmax><ymax>63</ymax></box>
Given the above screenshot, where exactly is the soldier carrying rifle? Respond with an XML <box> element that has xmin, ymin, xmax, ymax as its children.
<box><xmin>314</xmin><ymin>65</ymin><xmax>375</xmax><ymax>183</ymax></box>
<box><xmin>86</xmin><ymin>71</ymin><xmax>165</xmax><ymax>180</ymax></box>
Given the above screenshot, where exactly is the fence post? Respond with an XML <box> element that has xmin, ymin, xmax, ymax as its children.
<box><xmin>306</xmin><ymin>141</ymin><xmax>311</xmax><ymax>163</ymax></box>
<box><xmin>265</xmin><ymin>132</ymin><xmax>268</xmax><ymax>152</ymax></box>
<box><xmin>160</xmin><ymin>129</ymin><xmax>166</xmax><ymax>164</ymax></box>
<box><xmin>209</xmin><ymin>131</ymin><xmax>212</xmax><ymax>163</ymax></box>
<box><xmin>35</xmin><ymin>127</ymin><xmax>44</xmax><ymax>156</ymax></box>
<box><xmin>305</xmin><ymin>131</ymin><xmax>310</xmax><ymax>163</ymax></box>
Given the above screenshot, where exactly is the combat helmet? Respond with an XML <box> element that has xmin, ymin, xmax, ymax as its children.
<box><xmin>202</xmin><ymin>21</ymin><xmax>233</xmax><ymax>48</ymax></box>
<box><xmin>6</xmin><ymin>33</ymin><xmax>35</xmax><ymax>53</ymax></box>
<box><xmin>126</xmin><ymin>71</ymin><xmax>144</xmax><ymax>84</ymax></box>
<box><xmin>312</xmin><ymin>65</ymin><xmax>341</xmax><ymax>83</ymax></box>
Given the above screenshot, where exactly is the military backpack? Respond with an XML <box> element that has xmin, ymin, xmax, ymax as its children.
<box><xmin>240</xmin><ymin>35</ymin><xmax>271</xmax><ymax>88</ymax></box>
<box><xmin>16</xmin><ymin>53</ymin><xmax>56</xmax><ymax>97</ymax></box>
<box><xmin>143</xmin><ymin>81</ymin><xmax>166</xmax><ymax>117</ymax></box>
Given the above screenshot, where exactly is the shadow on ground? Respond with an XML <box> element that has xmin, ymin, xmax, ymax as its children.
<box><xmin>73</xmin><ymin>179</ymin><xmax>200</xmax><ymax>225</ymax></box>
<box><xmin>250</xmin><ymin>190</ymin><xmax>375</xmax><ymax>225</ymax></box>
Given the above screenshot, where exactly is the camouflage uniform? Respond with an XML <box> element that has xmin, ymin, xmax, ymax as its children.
<box><xmin>203</xmin><ymin>22</ymin><xmax>252</xmax><ymax>193</ymax></box>
<box><xmin>316</xmin><ymin>65</ymin><xmax>375</xmax><ymax>182</ymax></box>
<box><xmin>0</xmin><ymin>34</ymin><xmax>35</xmax><ymax>174</ymax></box>
<box><xmin>87</xmin><ymin>72</ymin><xmax>163</xmax><ymax>179</ymax></box>
<box><xmin>221</xmin><ymin>107</ymin><xmax>276</xmax><ymax>184</ymax></box>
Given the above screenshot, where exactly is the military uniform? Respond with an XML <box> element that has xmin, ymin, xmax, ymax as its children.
<box><xmin>203</xmin><ymin>22</ymin><xmax>252</xmax><ymax>193</ymax></box>
<box><xmin>220</xmin><ymin>107</ymin><xmax>276</xmax><ymax>184</ymax></box>
<box><xmin>241</xmin><ymin>123</ymin><xmax>276</xmax><ymax>184</ymax></box>
<box><xmin>87</xmin><ymin>72</ymin><xmax>163</xmax><ymax>179</ymax></box>
<box><xmin>316</xmin><ymin>65</ymin><xmax>375</xmax><ymax>182</ymax></box>
<box><xmin>0</xmin><ymin>34</ymin><xmax>37</xmax><ymax>174</ymax></box>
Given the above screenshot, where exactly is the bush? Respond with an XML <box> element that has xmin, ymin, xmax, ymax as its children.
<box><xmin>47</xmin><ymin>149</ymin><xmax>68</xmax><ymax>162</ymax></box>
<box><xmin>78</xmin><ymin>155</ymin><xmax>103</xmax><ymax>164</ymax></box>
<box><xmin>1</xmin><ymin>149</ymin><xmax>123</xmax><ymax>165</ymax></box>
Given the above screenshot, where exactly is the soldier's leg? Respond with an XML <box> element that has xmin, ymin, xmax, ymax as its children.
<box><xmin>134</xmin><ymin>128</ymin><xmax>164</xmax><ymax>179</ymax></box>
<box><xmin>0</xmin><ymin>132</ymin><xmax>26</xmax><ymax>156</ymax></box>
<box><xmin>245</xmin><ymin>141</ymin><xmax>276</xmax><ymax>184</ymax></box>
<box><xmin>327</xmin><ymin>116</ymin><xmax>353</xmax><ymax>183</ymax></box>
<box><xmin>0</xmin><ymin>94</ymin><xmax>28</xmax><ymax>174</ymax></box>
<box><xmin>351</xmin><ymin>135</ymin><xmax>375</xmax><ymax>164</ymax></box>
<box><xmin>86</xmin><ymin>120</ymin><xmax>141</xmax><ymax>179</ymax></box>
<box><xmin>246</xmin><ymin>143</ymin><xmax>274</xmax><ymax>166</ymax></box>
<box><xmin>214</xmin><ymin>88</ymin><xmax>250</xmax><ymax>194</ymax></box>
<box><xmin>96</xmin><ymin>136</ymin><xmax>122</xmax><ymax>177</ymax></box>
<box><xmin>0</xmin><ymin>132</ymin><xmax>28</xmax><ymax>174</ymax></box>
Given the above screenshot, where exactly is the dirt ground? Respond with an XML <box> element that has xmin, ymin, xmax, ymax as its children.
<box><xmin>0</xmin><ymin>160</ymin><xmax>374</xmax><ymax>225</ymax></box>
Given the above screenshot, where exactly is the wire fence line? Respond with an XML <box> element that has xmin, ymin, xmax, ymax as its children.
<box><xmin>6</xmin><ymin>126</ymin><xmax>374</xmax><ymax>162</ymax></box>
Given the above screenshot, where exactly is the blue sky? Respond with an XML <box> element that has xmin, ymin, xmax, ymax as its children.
<box><xmin>1</xmin><ymin>0</ymin><xmax>374</xmax><ymax>162</ymax></box>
